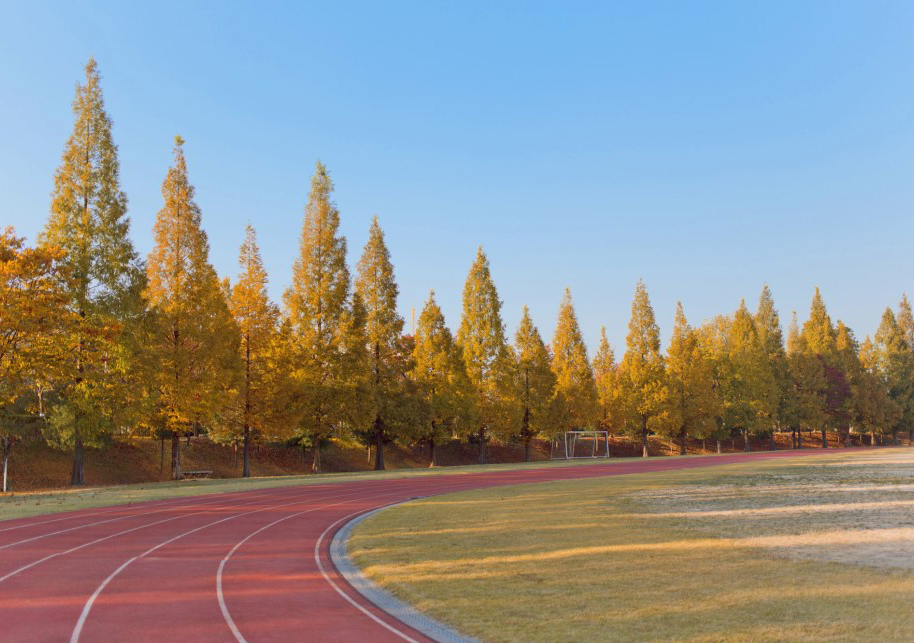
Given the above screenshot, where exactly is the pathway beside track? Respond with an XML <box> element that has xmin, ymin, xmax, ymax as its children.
<box><xmin>0</xmin><ymin>449</ymin><xmax>859</xmax><ymax>642</ymax></box>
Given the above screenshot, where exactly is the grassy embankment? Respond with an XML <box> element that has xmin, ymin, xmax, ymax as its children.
<box><xmin>350</xmin><ymin>449</ymin><xmax>914</xmax><ymax>642</ymax></box>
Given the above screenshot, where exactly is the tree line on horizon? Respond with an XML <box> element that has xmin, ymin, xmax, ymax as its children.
<box><xmin>3</xmin><ymin>60</ymin><xmax>914</xmax><ymax>489</ymax></box>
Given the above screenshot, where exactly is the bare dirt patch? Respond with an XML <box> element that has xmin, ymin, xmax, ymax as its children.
<box><xmin>632</xmin><ymin>449</ymin><xmax>914</xmax><ymax>570</ymax></box>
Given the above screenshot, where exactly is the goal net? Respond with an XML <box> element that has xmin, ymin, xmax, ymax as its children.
<box><xmin>550</xmin><ymin>430</ymin><xmax>610</xmax><ymax>459</ymax></box>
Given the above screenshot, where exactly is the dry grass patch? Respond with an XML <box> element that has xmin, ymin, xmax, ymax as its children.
<box><xmin>350</xmin><ymin>450</ymin><xmax>914</xmax><ymax>642</ymax></box>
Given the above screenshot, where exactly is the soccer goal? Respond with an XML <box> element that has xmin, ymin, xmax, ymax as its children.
<box><xmin>550</xmin><ymin>430</ymin><xmax>610</xmax><ymax>460</ymax></box>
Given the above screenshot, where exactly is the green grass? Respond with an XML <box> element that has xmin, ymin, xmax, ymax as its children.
<box><xmin>0</xmin><ymin>450</ymin><xmax>718</xmax><ymax>521</ymax></box>
<box><xmin>350</xmin><ymin>450</ymin><xmax>914</xmax><ymax>642</ymax></box>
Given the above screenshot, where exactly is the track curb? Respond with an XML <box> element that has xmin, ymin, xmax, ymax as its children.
<box><xmin>330</xmin><ymin>501</ymin><xmax>477</xmax><ymax>643</ymax></box>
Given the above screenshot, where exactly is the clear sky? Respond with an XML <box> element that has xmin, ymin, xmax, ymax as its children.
<box><xmin>2</xmin><ymin>1</ymin><xmax>913</xmax><ymax>354</ymax></box>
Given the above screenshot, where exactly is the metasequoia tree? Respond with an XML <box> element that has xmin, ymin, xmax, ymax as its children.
<box><xmin>39</xmin><ymin>58</ymin><xmax>146</xmax><ymax>485</ymax></box>
<box><xmin>786</xmin><ymin>312</ymin><xmax>826</xmax><ymax>448</ymax></box>
<box><xmin>858</xmin><ymin>334</ymin><xmax>898</xmax><ymax>445</ymax></box>
<box><xmin>284</xmin><ymin>162</ymin><xmax>369</xmax><ymax>472</ymax></box>
<box><xmin>618</xmin><ymin>280</ymin><xmax>667</xmax><ymax>457</ymax></box>
<box><xmin>663</xmin><ymin>303</ymin><xmax>716</xmax><ymax>454</ymax></box>
<box><xmin>355</xmin><ymin>217</ymin><xmax>405</xmax><ymax>470</ymax></box>
<box><xmin>834</xmin><ymin>321</ymin><xmax>863</xmax><ymax>446</ymax></box>
<box><xmin>754</xmin><ymin>285</ymin><xmax>791</xmax><ymax>449</ymax></box>
<box><xmin>410</xmin><ymin>291</ymin><xmax>474</xmax><ymax>466</ymax></box>
<box><xmin>0</xmin><ymin>230</ymin><xmax>72</xmax><ymax>491</ymax></box>
<box><xmin>145</xmin><ymin>137</ymin><xmax>239</xmax><ymax>480</ymax></box>
<box><xmin>457</xmin><ymin>247</ymin><xmax>516</xmax><ymax>464</ymax></box>
<box><xmin>221</xmin><ymin>226</ymin><xmax>281</xmax><ymax>477</ymax></box>
<box><xmin>800</xmin><ymin>289</ymin><xmax>851</xmax><ymax>448</ymax></box>
<box><xmin>874</xmin><ymin>307</ymin><xmax>914</xmax><ymax>445</ymax></box>
<box><xmin>514</xmin><ymin>306</ymin><xmax>556</xmax><ymax>461</ymax></box>
<box><xmin>725</xmin><ymin>301</ymin><xmax>777</xmax><ymax>451</ymax></box>
<box><xmin>896</xmin><ymin>294</ymin><xmax>914</xmax><ymax>349</ymax></box>
<box><xmin>593</xmin><ymin>326</ymin><xmax>623</xmax><ymax>435</ymax></box>
<box><xmin>551</xmin><ymin>289</ymin><xmax>599</xmax><ymax>432</ymax></box>
<box><xmin>696</xmin><ymin>314</ymin><xmax>743</xmax><ymax>452</ymax></box>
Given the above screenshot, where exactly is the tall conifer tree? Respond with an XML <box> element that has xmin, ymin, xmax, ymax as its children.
<box><xmin>457</xmin><ymin>247</ymin><xmax>515</xmax><ymax>464</ymax></box>
<box><xmin>354</xmin><ymin>217</ymin><xmax>404</xmax><ymax>470</ymax></box>
<box><xmin>223</xmin><ymin>226</ymin><xmax>281</xmax><ymax>477</ymax></box>
<box><xmin>145</xmin><ymin>137</ymin><xmax>239</xmax><ymax>479</ymax></box>
<box><xmin>410</xmin><ymin>291</ymin><xmax>473</xmax><ymax>466</ymax></box>
<box><xmin>896</xmin><ymin>294</ymin><xmax>914</xmax><ymax>350</ymax></box>
<box><xmin>618</xmin><ymin>280</ymin><xmax>667</xmax><ymax>457</ymax></box>
<box><xmin>663</xmin><ymin>303</ymin><xmax>716</xmax><ymax>454</ymax></box>
<box><xmin>787</xmin><ymin>311</ymin><xmax>826</xmax><ymax>448</ymax></box>
<box><xmin>593</xmin><ymin>326</ymin><xmax>622</xmax><ymax>435</ymax></box>
<box><xmin>858</xmin><ymin>334</ymin><xmax>898</xmax><ymax>445</ymax></box>
<box><xmin>551</xmin><ymin>289</ymin><xmax>599</xmax><ymax>431</ymax></box>
<box><xmin>284</xmin><ymin>162</ymin><xmax>368</xmax><ymax>472</ymax></box>
<box><xmin>514</xmin><ymin>306</ymin><xmax>556</xmax><ymax>461</ymax></box>
<box><xmin>800</xmin><ymin>288</ymin><xmax>850</xmax><ymax>447</ymax></box>
<box><xmin>40</xmin><ymin>59</ymin><xmax>145</xmax><ymax>485</ymax></box>
<box><xmin>755</xmin><ymin>285</ymin><xmax>791</xmax><ymax>449</ymax></box>
<box><xmin>726</xmin><ymin>301</ymin><xmax>777</xmax><ymax>451</ymax></box>
<box><xmin>874</xmin><ymin>308</ymin><xmax>914</xmax><ymax>445</ymax></box>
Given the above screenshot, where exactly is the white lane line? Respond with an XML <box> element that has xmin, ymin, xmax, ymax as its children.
<box><xmin>0</xmin><ymin>488</ymin><xmax>258</xmax><ymax>534</ymax></box>
<box><xmin>0</xmin><ymin>486</ymin><xmax>304</xmax><ymax>584</ymax></box>
<box><xmin>69</xmin><ymin>485</ymin><xmax>375</xmax><ymax>643</ymax></box>
<box><xmin>217</xmin><ymin>476</ymin><xmax>472</xmax><ymax>642</ymax></box>
<box><xmin>314</xmin><ymin>507</ymin><xmax>421</xmax><ymax>643</ymax></box>
<box><xmin>0</xmin><ymin>481</ymin><xmax>340</xmax><ymax>536</ymax></box>
<box><xmin>69</xmin><ymin>557</ymin><xmax>136</xmax><ymax>643</ymax></box>
<box><xmin>217</xmin><ymin>490</ymin><xmax>416</xmax><ymax>642</ymax></box>
<box><xmin>0</xmin><ymin>484</ymin><xmax>306</xmax><ymax>551</ymax></box>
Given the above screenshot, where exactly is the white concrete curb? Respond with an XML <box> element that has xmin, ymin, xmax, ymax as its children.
<box><xmin>329</xmin><ymin>502</ymin><xmax>478</xmax><ymax>643</ymax></box>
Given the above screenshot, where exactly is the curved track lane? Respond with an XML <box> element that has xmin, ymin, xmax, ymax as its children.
<box><xmin>0</xmin><ymin>450</ymin><xmax>849</xmax><ymax>642</ymax></box>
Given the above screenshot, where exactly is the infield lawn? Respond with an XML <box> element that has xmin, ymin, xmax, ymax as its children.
<box><xmin>350</xmin><ymin>449</ymin><xmax>914</xmax><ymax>642</ymax></box>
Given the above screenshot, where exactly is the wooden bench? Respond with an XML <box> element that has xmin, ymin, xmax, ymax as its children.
<box><xmin>181</xmin><ymin>470</ymin><xmax>213</xmax><ymax>480</ymax></box>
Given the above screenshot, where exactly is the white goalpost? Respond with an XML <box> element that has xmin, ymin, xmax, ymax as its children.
<box><xmin>550</xmin><ymin>430</ymin><xmax>610</xmax><ymax>460</ymax></box>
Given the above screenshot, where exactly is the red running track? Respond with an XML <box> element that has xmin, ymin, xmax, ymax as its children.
<box><xmin>0</xmin><ymin>449</ymin><xmax>849</xmax><ymax>642</ymax></box>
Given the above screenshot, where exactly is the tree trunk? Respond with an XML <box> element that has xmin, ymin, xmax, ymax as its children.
<box><xmin>679</xmin><ymin>428</ymin><xmax>687</xmax><ymax>456</ymax></box>
<box><xmin>744</xmin><ymin>429</ymin><xmax>751</xmax><ymax>452</ymax></box>
<box><xmin>893</xmin><ymin>429</ymin><xmax>899</xmax><ymax>446</ymax></box>
<box><xmin>171</xmin><ymin>431</ymin><xmax>182</xmax><ymax>480</ymax></box>
<box><xmin>770</xmin><ymin>431</ymin><xmax>776</xmax><ymax>451</ymax></box>
<box><xmin>641</xmin><ymin>420</ymin><xmax>649</xmax><ymax>457</ymax></box>
<box><xmin>242</xmin><ymin>426</ymin><xmax>251</xmax><ymax>478</ymax></box>
<box><xmin>701</xmin><ymin>439</ymin><xmax>706</xmax><ymax>452</ymax></box>
<box><xmin>160</xmin><ymin>434</ymin><xmax>165</xmax><ymax>472</ymax></box>
<box><xmin>2</xmin><ymin>437</ymin><xmax>9</xmax><ymax>493</ymax></box>
<box><xmin>478</xmin><ymin>427</ymin><xmax>487</xmax><ymax>464</ymax></box>
<box><xmin>428</xmin><ymin>438</ymin><xmax>436</xmax><ymax>467</ymax></box>
<box><xmin>70</xmin><ymin>422</ymin><xmax>85</xmax><ymax>486</ymax></box>
<box><xmin>524</xmin><ymin>435</ymin><xmax>533</xmax><ymax>462</ymax></box>
<box><xmin>312</xmin><ymin>441</ymin><xmax>321</xmax><ymax>473</ymax></box>
<box><xmin>234</xmin><ymin>441</ymin><xmax>238</xmax><ymax>468</ymax></box>
<box><xmin>797</xmin><ymin>430</ymin><xmax>803</xmax><ymax>449</ymax></box>
<box><xmin>821</xmin><ymin>429</ymin><xmax>828</xmax><ymax>449</ymax></box>
<box><xmin>373</xmin><ymin>416</ymin><xmax>385</xmax><ymax>471</ymax></box>
<box><xmin>716</xmin><ymin>439</ymin><xmax>721</xmax><ymax>454</ymax></box>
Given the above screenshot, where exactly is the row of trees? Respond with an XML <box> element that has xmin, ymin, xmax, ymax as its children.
<box><xmin>3</xmin><ymin>60</ymin><xmax>913</xmax><ymax>488</ymax></box>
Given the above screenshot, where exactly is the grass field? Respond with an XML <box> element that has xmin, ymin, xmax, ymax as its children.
<box><xmin>350</xmin><ymin>449</ymin><xmax>914</xmax><ymax>642</ymax></box>
<box><xmin>0</xmin><ymin>450</ymin><xmax>693</xmax><ymax>521</ymax></box>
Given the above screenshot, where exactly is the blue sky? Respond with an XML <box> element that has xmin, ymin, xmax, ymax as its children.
<box><xmin>2</xmin><ymin>1</ymin><xmax>913</xmax><ymax>353</ymax></box>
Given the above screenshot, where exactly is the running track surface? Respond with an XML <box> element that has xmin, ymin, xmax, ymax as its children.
<box><xmin>0</xmin><ymin>449</ymin><xmax>853</xmax><ymax>642</ymax></box>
